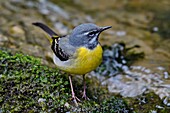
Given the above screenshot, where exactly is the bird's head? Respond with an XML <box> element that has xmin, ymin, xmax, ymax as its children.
<box><xmin>69</xmin><ymin>23</ymin><xmax>111</xmax><ymax>49</ymax></box>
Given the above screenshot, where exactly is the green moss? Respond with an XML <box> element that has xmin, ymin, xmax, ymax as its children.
<box><xmin>0</xmin><ymin>49</ymin><xmax>70</xmax><ymax>112</ymax></box>
<box><xmin>100</xmin><ymin>96</ymin><xmax>130</xmax><ymax>113</ymax></box>
<box><xmin>126</xmin><ymin>92</ymin><xmax>170</xmax><ymax>113</ymax></box>
<box><xmin>0</xmin><ymin>48</ymin><xmax>130</xmax><ymax>112</ymax></box>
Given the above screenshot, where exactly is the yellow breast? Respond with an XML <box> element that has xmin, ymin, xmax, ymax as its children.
<box><xmin>63</xmin><ymin>44</ymin><xmax>103</xmax><ymax>75</ymax></box>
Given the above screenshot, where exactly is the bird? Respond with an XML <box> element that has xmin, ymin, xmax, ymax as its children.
<box><xmin>32</xmin><ymin>22</ymin><xmax>111</xmax><ymax>105</ymax></box>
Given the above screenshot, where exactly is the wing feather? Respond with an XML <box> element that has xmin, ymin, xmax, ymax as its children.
<box><xmin>33</xmin><ymin>22</ymin><xmax>70</xmax><ymax>61</ymax></box>
<box><xmin>51</xmin><ymin>38</ymin><xmax>69</xmax><ymax>61</ymax></box>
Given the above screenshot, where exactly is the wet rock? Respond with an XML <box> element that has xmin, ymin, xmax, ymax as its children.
<box><xmin>19</xmin><ymin>44</ymin><xmax>44</xmax><ymax>57</ymax></box>
<box><xmin>0</xmin><ymin>17</ymin><xmax>8</xmax><ymax>26</ymax></box>
<box><xmin>102</xmin><ymin>75</ymin><xmax>147</xmax><ymax>97</ymax></box>
<box><xmin>0</xmin><ymin>34</ymin><xmax>8</xmax><ymax>46</ymax></box>
<box><xmin>9</xmin><ymin>25</ymin><xmax>25</xmax><ymax>41</ymax></box>
<box><xmin>0</xmin><ymin>35</ymin><xmax>8</xmax><ymax>41</ymax></box>
<box><xmin>38</xmin><ymin>0</ymin><xmax>70</xmax><ymax>19</ymax></box>
<box><xmin>54</xmin><ymin>22</ymin><xmax>68</xmax><ymax>35</ymax></box>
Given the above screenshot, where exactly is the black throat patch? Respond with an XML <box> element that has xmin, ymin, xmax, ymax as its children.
<box><xmin>86</xmin><ymin>41</ymin><xmax>98</xmax><ymax>50</ymax></box>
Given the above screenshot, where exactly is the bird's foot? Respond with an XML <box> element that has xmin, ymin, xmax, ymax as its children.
<box><xmin>71</xmin><ymin>95</ymin><xmax>81</xmax><ymax>106</ymax></box>
<box><xmin>82</xmin><ymin>91</ymin><xmax>90</xmax><ymax>100</ymax></box>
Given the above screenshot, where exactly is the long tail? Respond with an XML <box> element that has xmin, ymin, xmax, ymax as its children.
<box><xmin>32</xmin><ymin>22</ymin><xmax>59</xmax><ymax>38</ymax></box>
<box><xmin>33</xmin><ymin>22</ymin><xmax>69</xmax><ymax>61</ymax></box>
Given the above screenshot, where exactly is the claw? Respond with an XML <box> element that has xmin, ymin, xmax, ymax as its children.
<box><xmin>71</xmin><ymin>95</ymin><xmax>81</xmax><ymax>106</ymax></box>
<box><xmin>82</xmin><ymin>91</ymin><xmax>90</xmax><ymax>100</ymax></box>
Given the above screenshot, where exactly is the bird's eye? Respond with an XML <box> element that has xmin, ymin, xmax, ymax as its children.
<box><xmin>88</xmin><ymin>32</ymin><xmax>95</xmax><ymax>37</ymax></box>
<box><xmin>88</xmin><ymin>31</ymin><xmax>96</xmax><ymax>37</ymax></box>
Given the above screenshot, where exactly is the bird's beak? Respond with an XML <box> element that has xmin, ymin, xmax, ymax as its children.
<box><xmin>99</xmin><ymin>26</ymin><xmax>112</xmax><ymax>32</ymax></box>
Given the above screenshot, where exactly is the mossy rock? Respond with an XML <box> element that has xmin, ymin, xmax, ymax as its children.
<box><xmin>0</xmin><ymin>48</ymin><xmax>130</xmax><ymax>112</ymax></box>
<box><xmin>126</xmin><ymin>92</ymin><xmax>170</xmax><ymax>113</ymax></box>
<box><xmin>0</xmin><ymin>49</ymin><xmax>70</xmax><ymax>112</ymax></box>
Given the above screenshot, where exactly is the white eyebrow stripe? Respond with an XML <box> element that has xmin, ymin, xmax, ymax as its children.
<box><xmin>84</xmin><ymin>32</ymin><xmax>89</xmax><ymax>35</ymax></box>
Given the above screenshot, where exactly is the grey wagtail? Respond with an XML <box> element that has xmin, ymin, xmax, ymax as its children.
<box><xmin>32</xmin><ymin>22</ymin><xmax>111</xmax><ymax>105</ymax></box>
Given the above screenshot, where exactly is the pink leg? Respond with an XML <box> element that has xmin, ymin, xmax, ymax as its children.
<box><xmin>68</xmin><ymin>75</ymin><xmax>80</xmax><ymax>106</ymax></box>
<box><xmin>82</xmin><ymin>74</ymin><xmax>89</xmax><ymax>100</ymax></box>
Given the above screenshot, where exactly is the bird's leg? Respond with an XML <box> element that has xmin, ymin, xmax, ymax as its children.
<box><xmin>82</xmin><ymin>74</ymin><xmax>89</xmax><ymax>100</ymax></box>
<box><xmin>68</xmin><ymin>75</ymin><xmax>80</xmax><ymax>106</ymax></box>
